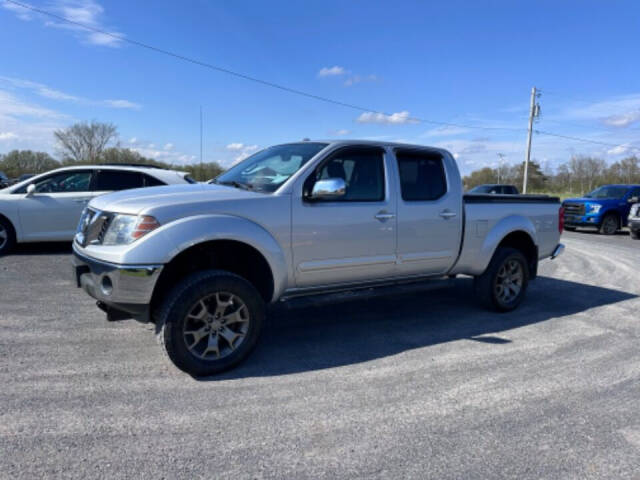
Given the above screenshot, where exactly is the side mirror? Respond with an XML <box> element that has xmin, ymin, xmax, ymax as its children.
<box><xmin>628</xmin><ymin>196</ymin><xmax>639</xmax><ymax>204</ymax></box>
<box><xmin>309</xmin><ymin>178</ymin><xmax>346</xmax><ymax>201</ymax></box>
<box><xmin>25</xmin><ymin>183</ymin><xmax>36</xmax><ymax>197</ymax></box>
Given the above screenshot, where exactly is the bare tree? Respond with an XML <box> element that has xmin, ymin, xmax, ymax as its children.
<box><xmin>54</xmin><ymin>121</ymin><xmax>118</xmax><ymax>163</ymax></box>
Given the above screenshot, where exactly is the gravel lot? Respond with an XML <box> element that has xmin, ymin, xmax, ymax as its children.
<box><xmin>1</xmin><ymin>231</ymin><xmax>639</xmax><ymax>479</ymax></box>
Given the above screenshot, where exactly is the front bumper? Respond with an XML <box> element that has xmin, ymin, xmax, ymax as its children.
<box><xmin>72</xmin><ymin>244</ymin><xmax>163</xmax><ymax>320</ymax></box>
<box><xmin>563</xmin><ymin>214</ymin><xmax>601</xmax><ymax>227</ymax></box>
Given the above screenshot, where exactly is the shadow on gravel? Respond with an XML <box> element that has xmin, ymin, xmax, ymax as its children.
<box><xmin>207</xmin><ymin>276</ymin><xmax>636</xmax><ymax>380</ymax></box>
<box><xmin>6</xmin><ymin>242</ymin><xmax>72</xmax><ymax>256</ymax></box>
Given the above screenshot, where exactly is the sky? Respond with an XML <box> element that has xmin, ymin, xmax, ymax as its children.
<box><xmin>1</xmin><ymin>0</ymin><xmax>640</xmax><ymax>173</ymax></box>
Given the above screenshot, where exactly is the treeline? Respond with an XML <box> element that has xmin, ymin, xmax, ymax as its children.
<box><xmin>463</xmin><ymin>156</ymin><xmax>640</xmax><ymax>194</ymax></box>
<box><xmin>0</xmin><ymin>121</ymin><xmax>225</xmax><ymax>181</ymax></box>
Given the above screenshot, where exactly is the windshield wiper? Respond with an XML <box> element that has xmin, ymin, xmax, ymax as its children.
<box><xmin>215</xmin><ymin>180</ymin><xmax>253</xmax><ymax>191</ymax></box>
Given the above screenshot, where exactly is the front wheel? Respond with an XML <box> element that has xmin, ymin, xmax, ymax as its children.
<box><xmin>474</xmin><ymin>247</ymin><xmax>530</xmax><ymax>312</ymax></box>
<box><xmin>156</xmin><ymin>270</ymin><xmax>265</xmax><ymax>376</ymax></box>
<box><xmin>631</xmin><ymin>229</ymin><xmax>640</xmax><ymax>240</ymax></box>
<box><xmin>599</xmin><ymin>213</ymin><xmax>618</xmax><ymax>235</ymax></box>
<box><xmin>0</xmin><ymin>217</ymin><xmax>16</xmax><ymax>256</ymax></box>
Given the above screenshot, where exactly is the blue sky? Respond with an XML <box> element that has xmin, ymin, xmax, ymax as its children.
<box><xmin>1</xmin><ymin>0</ymin><xmax>640</xmax><ymax>173</ymax></box>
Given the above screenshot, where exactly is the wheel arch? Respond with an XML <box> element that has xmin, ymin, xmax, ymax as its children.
<box><xmin>0</xmin><ymin>212</ymin><xmax>17</xmax><ymax>241</ymax></box>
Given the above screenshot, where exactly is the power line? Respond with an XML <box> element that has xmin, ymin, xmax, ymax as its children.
<box><xmin>3</xmin><ymin>0</ymin><xmax>525</xmax><ymax>134</ymax></box>
<box><xmin>4</xmin><ymin>0</ymin><xmax>638</xmax><ymax>155</ymax></box>
<box><xmin>535</xmin><ymin>130</ymin><xmax>639</xmax><ymax>151</ymax></box>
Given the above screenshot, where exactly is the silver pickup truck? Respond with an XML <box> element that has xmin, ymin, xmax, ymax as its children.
<box><xmin>72</xmin><ymin>140</ymin><xmax>564</xmax><ymax>376</ymax></box>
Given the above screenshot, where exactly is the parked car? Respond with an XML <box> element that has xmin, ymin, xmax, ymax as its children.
<box><xmin>468</xmin><ymin>184</ymin><xmax>519</xmax><ymax>195</ymax></box>
<box><xmin>72</xmin><ymin>140</ymin><xmax>564</xmax><ymax>376</ymax></box>
<box><xmin>628</xmin><ymin>201</ymin><xmax>640</xmax><ymax>240</ymax></box>
<box><xmin>0</xmin><ymin>171</ymin><xmax>10</xmax><ymax>189</ymax></box>
<box><xmin>562</xmin><ymin>184</ymin><xmax>640</xmax><ymax>234</ymax></box>
<box><xmin>11</xmin><ymin>173</ymin><xmax>35</xmax><ymax>185</ymax></box>
<box><xmin>0</xmin><ymin>164</ymin><xmax>195</xmax><ymax>254</ymax></box>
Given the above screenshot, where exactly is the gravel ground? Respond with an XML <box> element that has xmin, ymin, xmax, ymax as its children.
<box><xmin>1</xmin><ymin>231</ymin><xmax>639</xmax><ymax>479</ymax></box>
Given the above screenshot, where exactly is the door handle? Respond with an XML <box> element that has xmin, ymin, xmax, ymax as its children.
<box><xmin>374</xmin><ymin>211</ymin><xmax>395</xmax><ymax>221</ymax></box>
<box><xmin>439</xmin><ymin>210</ymin><xmax>457</xmax><ymax>219</ymax></box>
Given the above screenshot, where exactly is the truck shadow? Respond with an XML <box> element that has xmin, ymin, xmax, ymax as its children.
<box><xmin>206</xmin><ymin>276</ymin><xmax>636</xmax><ymax>380</ymax></box>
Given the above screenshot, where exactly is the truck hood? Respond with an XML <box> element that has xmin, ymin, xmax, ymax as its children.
<box><xmin>89</xmin><ymin>183</ymin><xmax>266</xmax><ymax>215</ymax></box>
<box><xmin>563</xmin><ymin>196</ymin><xmax>619</xmax><ymax>205</ymax></box>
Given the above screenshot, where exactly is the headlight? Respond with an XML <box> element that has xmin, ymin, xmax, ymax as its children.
<box><xmin>586</xmin><ymin>203</ymin><xmax>601</xmax><ymax>214</ymax></box>
<box><xmin>102</xmin><ymin>214</ymin><xmax>160</xmax><ymax>245</ymax></box>
<box><xmin>631</xmin><ymin>205</ymin><xmax>639</xmax><ymax>218</ymax></box>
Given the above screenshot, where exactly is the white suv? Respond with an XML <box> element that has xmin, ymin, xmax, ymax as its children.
<box><xmin>0</xmin><ymin>164</ymin><xmax>195</xmax><ymax>254</ymax></box>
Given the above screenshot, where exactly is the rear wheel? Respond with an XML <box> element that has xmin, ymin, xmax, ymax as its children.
<box><xmin>156</xmin><ymin>270</ymin><xmax>265</xmax><ymax>376</ymax></box>
<box><xmin>564</xmin><ymin>226</ymin><xmax>576</xmax><ymax>232</ymax></box>
<box><xmin>474</xmin><ymin>247</ymin><xmax>530</xmax><ymax>312</ymax></box>
<box><xmin>631</xmin><ymin>229</ymin><xmax>640</xmax><ymax>240</ymax></box>
<box><xmin>0</xmin><ymin>217</ymin><xmax>16</xmax><ymax>255</ymax></box>
<box><xmin>599</xmin><ymin>213</ymin><xmax>618</xmax><ymax>235</ymax></box>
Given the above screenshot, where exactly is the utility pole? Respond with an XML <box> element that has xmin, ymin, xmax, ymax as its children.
<box><xmin>523</xmin><ymin>86</ymin><xmax>540</xmax><ymax>193</ymax></box>
<box><xmin>497</xmin><ymin>153</ymin><xmax>506</xmax><ymax>183</ymax></box>
<box><xmin>199</xmin><ymin>106</ymin><xmax>203</xmax><ymax>179</ymax></box>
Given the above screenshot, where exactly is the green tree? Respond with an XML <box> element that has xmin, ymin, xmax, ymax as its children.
<box><xmin>0</xmin><ymin>150</ymin><xmax>60</xmax><ymax>178</ymax></box>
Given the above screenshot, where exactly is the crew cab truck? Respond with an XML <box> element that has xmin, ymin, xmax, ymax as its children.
<box><xmin>562</xmin><ymin>184</ymin><xmax>640</xmax><ymax>235</ymax></box>
<box><xmin>72</xmin><ymin>141</ymin><xmax>564</xmax><ymax>376</ymax></box>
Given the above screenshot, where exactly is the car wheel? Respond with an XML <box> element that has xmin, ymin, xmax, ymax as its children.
<box><xmin>0</xmin><ymin>217</ymin><xmax>16</xmax><ymax>255</ymax></box>
<box><xmin>564</xmin><ymin>226</ymin><xmax>576</xmax><ymax>231</ymax></box>
<box><xmin>599</xmin><ymin>213</ymin><xmax>618</xmax><ymax>235</ymax></box>
<box><xmin>474</xmin><ymin>247</ymin><xmax>530</xmax><ymax>312</ymax></box>
<box><xmin>631</xmin><ymin>229</ymin><xmax>640</xmax><ymax>240</ymax></box>
<box><xmin>156</xmin><ymin>270</ymin><xmax>265</xmax><ymax>377</ymax></box>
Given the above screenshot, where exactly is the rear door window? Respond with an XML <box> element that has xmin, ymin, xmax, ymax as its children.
<box><xmin>396</xmin><ymin>151</ymin><xmax>447</xmax><ymax>201</ymax></box>
<box><xmin>94</xmin><ymin>170</ymin><xmax>144</xmax><ymax>191</ymax></box>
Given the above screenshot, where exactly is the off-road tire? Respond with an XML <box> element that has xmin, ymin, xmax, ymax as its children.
<box><xmin>155</xmin><ymin>270</ymin><xmax>265</xmax><ymax>377</ymax></box>
<box><xmin>474</xmin><ymin>247</ymin><xmax>530</xmax><ymax>312</ymax></box>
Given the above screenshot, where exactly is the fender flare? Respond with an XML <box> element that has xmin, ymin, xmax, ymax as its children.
<box><xmin>121</xmin><ymin>214</ymin><xmax>289</xmax><ymax>301</ymax></box>
<box><xmin>475</xmin><ymin>215</ymin><xmax>538</xmax><ymax>274</ymax></box>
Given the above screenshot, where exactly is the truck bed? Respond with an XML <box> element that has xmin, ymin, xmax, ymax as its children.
<box><xmin>464</xmin><ymin>194</ymin><xmax>560</xmax><ymax>204</ymax></box>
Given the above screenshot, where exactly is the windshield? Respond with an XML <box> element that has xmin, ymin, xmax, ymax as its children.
<box><xmin>469</xmin><ymin>185</ymin><xmax>491</xmax><ymax>193</ymax></box>
<box><xmin>214</xmin><ymin>142</ymin><xmax>328</xmax><ymax>193</ymax></box>
<box><xmin>584</xmin><ymin>186</ymin><xmax>629</xmax><ymax>199</ymax></box>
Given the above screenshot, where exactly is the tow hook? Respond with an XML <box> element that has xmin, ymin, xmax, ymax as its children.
<box><xmin>96</xmin><ymin>301</ymin><xmax>132</xmax><ymax>322</ymax></box>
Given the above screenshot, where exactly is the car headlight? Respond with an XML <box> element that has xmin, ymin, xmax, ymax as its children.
<box><xmin>102</xmin><ymin>214</ymin><xmax>160</xmax><ymax>245</ymax></box>
<box><xmin>630</xmin><ymin>205</ymin><xmax>639</xmax><ymax>218</ymax></box>
<box><xmin>586</xmin><ymin>203</ymin><xmax>601</xmax><ymax>214</ymax></box>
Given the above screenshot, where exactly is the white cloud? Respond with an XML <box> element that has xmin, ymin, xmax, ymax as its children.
<box><xmin>0</xmin><ymin>132</ymin><xmax>19</xmax><ymax>141</ymax></box>
<box><xmin>226</xmin><ymin>142</ymin><xmax>245</xmax><ymax>151</ymax></box>
<box><xmin>163</xmin><ymin>143</ymin><xmax>174</xmax><ymax>150</ymax></box>
<box><xmin>603</xmin><ymin>109</ymin><xmax>640</xmax><ymax>128</ymax></box>
<box><xmin>559</xmin><ymin>93</ymin><xmax>640</xmax><ymax>128</ymax></box>
<box><xmin>356</xmin><ymin>110</ymin><xmax>418</xmax><ymax>125</ymax></box>
<box><xmin>0</xmin><ymin>76</ymin><xmax>141</xmax><ymax>110</ymax></box>
<box><xmin>128</xmin><ymin>137</ymin><xmax>137</xmax><ymax>144</ymax></box>
<box><xmin>607</xmin><ymin>143</ymin><xmax>632</xmax><ymax>155</ymax></box>
<box><xmin>103</xmin><ymin>99</ymin><xmax>141</xmax><ymax>110</ymax></box>
<box><xmin>4</xmin><ymin>0</ymin><xmax>125</xmax><ymax>47</ymax></box>
<box><xmin>318</xmin><ymin>66</ymin><xmax>346</xmax><ymax>77</ymax></box>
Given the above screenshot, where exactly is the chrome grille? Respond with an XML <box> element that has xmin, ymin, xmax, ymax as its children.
<box><xmin>77</xmin><ymin>208</ymin><xmax>112</xmax><ymax>246</ymax></box>
<box><xmin>563</xmin><ymin>202</ymin><xmax>585</xmax><ymax>216</ymax></box>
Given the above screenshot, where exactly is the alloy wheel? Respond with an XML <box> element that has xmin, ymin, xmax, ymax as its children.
<box><xmin>494</xmin><ymin>259</ymin><xmax>524</xmax><ymax>304</ymax></box>
<box><xmin>182</xmin><ymin>292</ymin><xmax>250</xmax><ymax>360</ymax></box>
